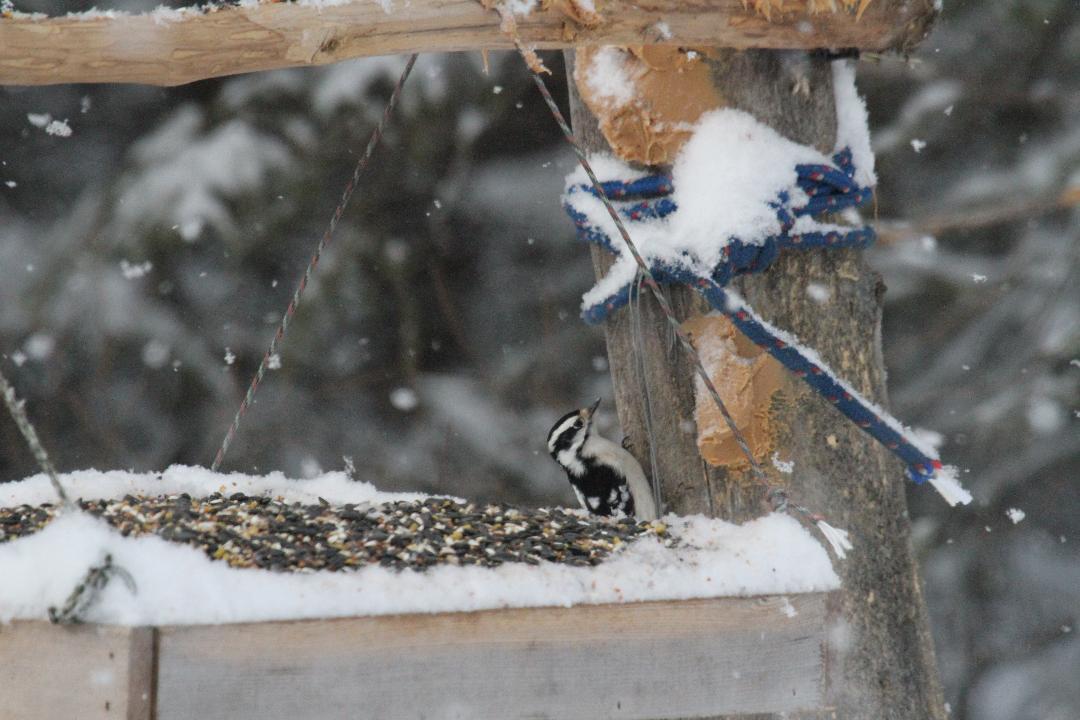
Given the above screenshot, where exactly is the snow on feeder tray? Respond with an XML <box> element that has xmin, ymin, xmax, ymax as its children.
<box><xmin>2</xmin><ymin>467</ymin><xmax>841</xmax><ymax>720</ymax></box>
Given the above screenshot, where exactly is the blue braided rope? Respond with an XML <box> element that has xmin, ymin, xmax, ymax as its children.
<box><xmin>567</xmin><ymin>151</ymin><xmax>877</xmax><ymax>321</ymax></box>
<box><xmin>695</xmin><ymin>279</ymin><xmax>941</xmax><ymax>485</ymax></box>
<box><xmin>565</xmin><ymin>148</ymin><xmax>945</xmax><ymax>485</ymax></box>
<box><xmin>579</xmin><ymin>174</ymin><xmax>675</xmax><ymax>200</ymax></box>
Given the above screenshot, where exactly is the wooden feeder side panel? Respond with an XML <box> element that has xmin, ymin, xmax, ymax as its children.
<box><xmin>153</xmin><ymin>595</ymin><xmax>830</xmax><ymax>720</ymax></box>
<box><xmin>1</xmin><ymin>594</ymin><xmax>835</xmax><ymax>719</ymax></box>
<box><xmin>0</xmin><ymin>622</ymin><xmax>154</xmax><ymax>720</ymax></box>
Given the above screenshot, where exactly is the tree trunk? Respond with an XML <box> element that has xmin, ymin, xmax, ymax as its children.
<box><xmin>565</xmin><ymin>49</ymin><xmax>947</xmax><ymax>720</ymax></box>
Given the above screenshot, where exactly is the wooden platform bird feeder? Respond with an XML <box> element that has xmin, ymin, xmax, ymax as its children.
<box><xmin>0</xmin><ymin>0</ymin><xmax>946</xmax><ymax>718</ymax></box>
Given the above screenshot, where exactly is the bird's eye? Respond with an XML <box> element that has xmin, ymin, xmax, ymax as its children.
<box><xmin>574</xmin><ymin>420</ymin><xmax>583</xmax><ymax>429</ymax></box>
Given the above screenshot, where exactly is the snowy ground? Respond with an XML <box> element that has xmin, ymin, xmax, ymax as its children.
<box><xmin>0</xmin><ymin>466</ymin><xmax>838</xmax><ymax>626</ymax></box>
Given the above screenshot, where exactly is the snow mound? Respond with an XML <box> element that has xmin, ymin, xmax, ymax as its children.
<box><xmin>1</xmin><ymin>467</ymin><xmax>839</xmax><ymax>626</ymax></box>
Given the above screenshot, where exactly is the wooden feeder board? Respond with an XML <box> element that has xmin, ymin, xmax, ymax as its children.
<box><xmin>3</xmin><ymin>593</ymin><xmax>838</xmax><ymax>720</ymax></box>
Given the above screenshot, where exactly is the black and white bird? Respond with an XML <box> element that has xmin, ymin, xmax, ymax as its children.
<box><xmin>547</xmin><ymin>398</ymin><xmax>658</xmax><ymax>521</ymax></box>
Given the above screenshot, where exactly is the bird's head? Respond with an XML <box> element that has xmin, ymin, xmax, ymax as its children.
<box><xmin>547</xmin><ymin>398</ymin><xmax>601</xmax><ymax>471</ymax></box>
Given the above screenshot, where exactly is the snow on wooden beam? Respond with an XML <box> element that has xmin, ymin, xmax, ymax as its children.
<box><xmin>0</xmin><ymin>0</ymin><xmax>935</xmax><ymax>87</ymax></box>
<box><xmin>4</xmin><ymin>594</ymin><xmax>838</xmax><ymax>719</ymax></box>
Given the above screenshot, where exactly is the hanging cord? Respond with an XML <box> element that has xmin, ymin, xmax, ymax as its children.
<box><xmin>1</xmin><ymin>367</ymin><xmax>139</xmax><ymax>619</ymax></box>
<box><xmin>211</xmin><ymin>54</ymin><xmax>419</xmax><ymax>472</ymax></box>
<box><xmin>511</xmin><ymin>46</ymin><xmax>852</xmax><ymax>559</ymax></box>
<box><xmin>0</xmin><ymin>367</ymin><xmax>70</xmax><ymax>507</ymax></box>
<box><xmin>629</xmin><ymin>269</ymin><xmax>664</xmax><ymax>515</ymax></box>
<box><xmin>48</xmin><ymin>554</ymin><xmax>136</xmax><ymax>625</ymax></box>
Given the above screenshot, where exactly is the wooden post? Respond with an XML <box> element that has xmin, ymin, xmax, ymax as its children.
<box><xmin>566</xmin><ymin>49</ymin><xmax>948</xmax><ymax>719</ymax></box>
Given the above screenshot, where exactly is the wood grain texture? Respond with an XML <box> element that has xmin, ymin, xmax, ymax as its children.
<box><xmin>151</xmin><ymin>595</ymin><xmax>832</xmax><ymax>719</ymax></box>
<box><xmin>565</xmin><ymin>47</ymin><xmax>947</xmax><ymax>720</ymax></box>
<box><xmin>0</xmin><ymin>0</ymin><xmax>936</xmax><ymax>87</ymax></box>
<box><xmin>0</xmin><ymin>621</ymin><xmax>151</xmax><ymax>720</ymax></box>
<box><xmin>126</xmin><ymin>627</ymin><xmax>157</xmax><ymax>720</ymax></box>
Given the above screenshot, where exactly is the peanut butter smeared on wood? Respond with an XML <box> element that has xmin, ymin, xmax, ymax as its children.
<box><xmin>573</xmin><ymin>45</ymin><xmax>725</xmax><ymax>166</ymax></box>
<box><xmin>682</xmin><ymin>313</ymin><xmax>786</xmax><ymax>469</ymax></box>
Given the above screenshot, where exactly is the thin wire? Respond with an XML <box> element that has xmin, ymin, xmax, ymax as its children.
<box><xmin>0</xmin><ymin>367</ymin><xmax>70</xmax><ymax>506</ymax></box>
<box><xmin>211</xmin><ymin>54</ymin><xmax>419</xmax><ymax>472</ymax></box>
<box><xmin>1</xmin><ymin>367</ymin><xmax>140</xmax><ymax>614</ymax></box>
<box><xmin>630</xmin><ymin>270</ymin><xmax>664</xmax><ymax>514</ymax></box>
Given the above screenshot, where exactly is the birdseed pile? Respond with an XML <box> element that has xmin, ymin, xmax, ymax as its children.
<box><xmin>0</xmin><ymin>494</ymin><xmax>665</xmax><ymax>572</ymax></box>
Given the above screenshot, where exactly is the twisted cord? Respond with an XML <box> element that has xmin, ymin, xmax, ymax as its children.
<box><xmin>629</xmin><ymin>270</ymin><xmax>665</xmax><ymax>515</ymax></box>
<box><xmin>48</xmin><ymin>554</ymin><xmax>136</xmax><ymax>625</ymax></box>
<box><xmin>0</xmin><ymin>367</ymin><xmax>69</xmax><ymax>506</ymax></box>
<box><xmin>211</xmin><ymin>54</ymin><xmax>419</xmax><ymax>472</ymax></box>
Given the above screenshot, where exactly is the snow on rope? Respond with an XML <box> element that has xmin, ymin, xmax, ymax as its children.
<box><xmin>562</xmin><ymin>104</ymin><xmax>971</xmax><ymax>507</ymax></box>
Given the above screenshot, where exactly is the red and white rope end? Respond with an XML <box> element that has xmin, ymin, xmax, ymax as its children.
<box><xmin>928</xmin><ymin>464</ymin><xmax>973</xmax><ymax>507</ymax></box>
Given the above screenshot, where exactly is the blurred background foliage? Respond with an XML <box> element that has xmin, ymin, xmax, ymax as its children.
<box><xmin>1</xmin><ymin>0</ymin><xmax>1077</xmax><ymax>717</ymax></box>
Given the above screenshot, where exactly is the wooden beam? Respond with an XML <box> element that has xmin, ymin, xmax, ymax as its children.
<box><xmin>0</xmin><ymin>622</ymin><xmax>155</xmax><ymax>720</ymax></box>
<box><xmin>0</xmin><ymin>0</ymin><xmax>935</xmax><ymax>87</ymax></box>
<box><xmin>2</xmin><ymin>594</ymin><xmax>837</xmax><ymax>719</ymax></box>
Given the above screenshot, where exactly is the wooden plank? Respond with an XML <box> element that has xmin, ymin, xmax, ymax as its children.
<box><xmin>0</xmin><ymin>0</ymin><xmax>936</xmax><ymax>87</ymax></box>
<box><xmin>126</xmin><ymin>627</ymin><xmax>157</xmax><ymax>720</ymax></box>
<box><xmin>155</xmin><ymin>594</ymin><xmax>833</xmax><ymax>719</ymax></box>
<box><xmin>0</xmin><ymin>621</ymin><xmax>152</xmax><ymax>720</ymax></box>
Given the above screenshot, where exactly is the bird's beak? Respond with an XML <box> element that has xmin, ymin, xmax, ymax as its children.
<box><xmin>584</xmin><ymin>397</ymin><xmax>602</xmax><ymax>420</ymax></box>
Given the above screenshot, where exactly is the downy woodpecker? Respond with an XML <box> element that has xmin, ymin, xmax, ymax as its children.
<box><xmin>546</xmin><ymin>398</ymin><xmax>658</xmax><ymax>521</ymax></box>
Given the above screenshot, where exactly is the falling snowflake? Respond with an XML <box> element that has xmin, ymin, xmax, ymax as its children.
<box><xmin>179</xmin><ymin>219</ymin><xmax>203</xmax><ymax>243</ymax></box>
<box><xmin>119</xmin><ymin>259</ymin><xmax>153</xmax><ymax>279</ymax></box>
<box><xmin>300</xmin><ymin>457</ymin><xmax>322</xmax><ymax>479</ymax></box>
<box><xmin>779</xmin><ymin>597</ymin><xmax>798</xmax><ymax>618</ymax></box>
<box><xmin>390</xmin><ymin>387</ymin><xmax>419</xmax><ymax>411</ymax></box>
<box><xmin>806</xmin><ymin>283</ymin><xmax>830</xmax><ymax>303</ymax></box>
<box><xmin>1005</xmin><ymin>508</ymin><xmax>1026</xmax><ymax>524</ymax></box>
<box><xmin>141</xmin><ymin>341</ymin><xmax>170</xmax><ymax>369</ymax></box>
<box><xmin>771</xmin><ymin>452</ymin><xmax>795</xmax><ymax>474</ymax></box>
<box><xmin>24</xmin><ymin>333</ymin><xmax>55</xmax><ymax>360</ymax></box>
<box><xmin>45</xmin><ymin>119</ymin><xmax>73</xmax><ymax>138</ymax></box>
